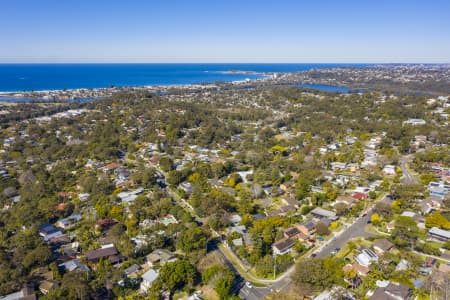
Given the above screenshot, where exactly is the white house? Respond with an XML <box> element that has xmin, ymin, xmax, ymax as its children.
<box><xmin>403</xmin><ymin>119</ymin><xmax>426</xmax><ymax>126</ymax></box>
<box><xmin>383</xmin><ymin>165</ymin><xmax>396</xmax><ymax>176</ymax></box>
<box><xmin>428</xmin><ymin>227</ymin><xmax>450</xmax><ymax>241</ymax></box>
<box><xmin>117</xmin><ymin>188</ymin><xmax>144</xmax><ymax>204</ymax></box>
<box><xmin>272</xmin><ymin>238</ymin><xmax>294</xmax><ymax>255</ymax></box>
<box><xmin>140</xmin><ymin>269</ymin><xmax>159</xmax><ymax>293</ymax></box>
<box><xmin>355</xmin><ymin>249</ymin><xmax>378</xmax><ymax>267</ymax></box>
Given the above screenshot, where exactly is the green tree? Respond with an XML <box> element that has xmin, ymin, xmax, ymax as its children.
<box><xmin>293</xmin><ymin>258</ymin><xmax>343</xmax><ymax>291</ymax></box>
<box><xmin>316</xmin><ymin>222</ymin><xmax>330</xmax><ymax>236</ymax></box>
<box><xmin>393</xmin><ymin>216</ymin><xmax>419</xmax><ymax>247</ymax></box>
<box><xmin>157</xmin><ymin>259</ymin><xmax>199</xmax><ymax>294</ymax></box>
<box><xmin>177</xmin><ymin>225</ymin><xmax>209</xmax><ymax>253</ymax></box>
<box><xmin>425</xmin><ymin>213</ymin><xmax>450</xmax><ymax>230</ymax></box>
<box><xmin>371</xmin><ymin>213</ymin><xmax>381</xmax><ymax>225</ymax></box>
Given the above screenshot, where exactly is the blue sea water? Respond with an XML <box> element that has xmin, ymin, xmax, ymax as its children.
<box><xmin>0</xmin><ymin>63</ymin><xmax>367</xmax><ymax>92</ymax></box>
<box><xmin>293</xmin><ymin>83</ymin><xmax>351</xmax><ymax>93</ymax></box>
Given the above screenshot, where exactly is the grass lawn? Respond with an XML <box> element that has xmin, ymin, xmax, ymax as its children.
<box><xmin>201</xmin><ymin>287</ymin><xmax>219</xmax><ymax>300</ymax></box>
<box><xmin>426</xmin><ymin>241</ymin><xmax>445</xmax><ymax>249</ymax></box>
<box><xmin>173</xmin><ymin>291</ymin><xmax>188</xmax><ymax>300</ymax></box>
<box><xmin>365</xmin><ymin>224</ymin><xmax>389</xmax><ymax>237</ymax></box>
<box><xmin>218</xmin><ymin>245</ymin><xmax>266</xmax><ymax>287</ymax></box>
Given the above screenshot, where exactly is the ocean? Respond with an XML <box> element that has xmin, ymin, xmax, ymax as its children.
<box><xmin>0</xmin><ymin>63</ymin><xmax>367</xmax><ymax>92</ymax></box>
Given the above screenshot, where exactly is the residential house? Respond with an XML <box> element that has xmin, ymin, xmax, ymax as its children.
<box><xmin>95</xmin><ymin>218</ymin><xmax>118</xmax><ymax>232</ymax></box>
<box><xmin>140</xmin><ymin>269</ymin><xmax>159</xmax><ymax>293</ymax></box>
<box><xmin>117</xmin><ymin>188</ymin><xmax>144</xmax><ymax>204</ymax></box>
<box><xmin>56</xmin><ymin>214</ymin><xmax>82</xmax><ymax>229</ymax></box>
<box><xmin>226</xmin><ymin>225</ymin><xmax>246</xmax><ymax>236</ymax></box>
<box><xmin>229</xmin><ymin>214</ymin><xmax>242</xmax><ymax>226</ymax></box>
<box><xmin>146</xmin><ymin>249</ymin><xmax>177</xmax><ymax>267</ymax></box>
<box><xmin>412</xmin><ymin>135</ymin><xmax>427</xmax><ymax>148</ymax></box>
<box><xmin>38</xmin><ymin>223</ymin><xmax>63</xmax><ymax>241</ymax></box>
<box><xmin>419</xmin><ymin>202</ymin><xmax>433</xmax><ymax>215</ymax></box>
<box><xmin>132</xmin><ymin>234</ymin><xmax>153</xmax><ymax>250</ymax></box>
<box><xmin>314</xmin><ymin>287</ymin><xmax>356</xmax><ymax>300</ymax></box>
<box><xmin>373</xmin><ymin>239</ymin><xmax>394</xmax><ymax>255</ymax></box>
<box><xmin>272</xmin><ymin>238</ymin><xmax>295</xmax><ymax>255</ymax></box>
<box><xmin>38</xmin><ymin>280</ymin><xmax>59</xmax><ymax>295</ymax></box>
<box><xmin>403</xmin><ymin>119</ymin><xmax>426</xmax><ymax>126</ymax></box>
<box><xmin>232</xmin><ymin>238</ymin><xmax>243</xmax><ymax>247</ymax></box>
<box><xmin>370</xmin><ymin>282</ymin><xmax>412</xmax><ymax>300</ymax></box>
<box><xmin>311</xmin><ymin>207</ymin><xmax>338</xmax><ymax>221</ymax></box>
<box><xmin>343</xmin><ymin>263</ymin><xmax>370</xmax><ymax>277</ymax></box>
<box><xmin>334</xmin><ymin>195</ymin><xmax>355</xmax><ymax>207</ymax></box>
<box><xmin>283</xmin><ymin>227</ymin><xmax>301</xmax><ymax>239</ymax></box>
<box><xmin>0</xmin><ymin>286</ymin><xmax>36</xmax><ymax>300</ymax></box>
<box><xmin>331</xmin><ymin>162</ymin><xmax>347</xmax><ymax>171</ymax></box>
<box><xmin>298</xmin><ymin>221</ymin><xmax>316</xmax><ymax>237</ymax></box>
<box><xmin>347</xmin><ymin>163</ymin><xmax>359</xmax><ymax>172</ymax></box>
<box><xmin>58</xmin><ymin>258</ymin><xmax>89</xmax><ymax>273</ymax></box>
<box><xmin>60</xmin><ymin>242</ymin><xmax>80</xmax><ymax>256</ymax></box>
<box><xmin>383</xmin><ymin>165</ymin><xmax>396</xmax><ymax>176</ymax></box>
<box><xmin>78</xmin><ymin>193</ymin><xmax>90</xmax><ymax>201</ymax></box>
<box><xmin>179</xmin><ymin>181</ymin><xmax>193</xmax><ymax>195</ymax></box>
<box><xmin>395</xmin><ymin>259</ymin><xmax>410</xmax><ymax>272</ymax></box>
<box><xmin>101</xmin><ymin>162</ymin><xmax>119</xmax><ymax>173</ymax></box>
<box><xmin>47</xmin><ymin>234</ymin><xmax>72</xmax><ymax>248</ymax></box>
<box><xmin>281</xmin><ymin>196</ymin><xmax>299</xmax><ymax>208</ymax></box>
<box><xmin>355</xmin><ymin>249</ymin><xmax>378</xmax><ymax>267</ymax></box>
<box><xmin>422</xmin><ymin>196</ymin><xmax>443</xmax><ymax>210</ymax></box>
<box><xmin>428</xmin><ymin>182</ymin><xmax>449</xmax><ymax>199</ymax></box>
<box><xmin>159</xmin><ymin>214</ymin><xmax>178</xmax><ymax>226</ymax></box>
<box><xmin>423</xmin><ymin>257</ymin><xmax>437</xmax><ymax>268</ymax></box>
<box><xmin>114</xmin><ymin>168</ymin><xmax>131</xmax><ymax>179</ymax></box>
<box><xmin>428</xmin><ymin>227</ymin><xmax>450</xmax><ymax>241</ymax></box>
<box><xmin>400</xmin><ymin>211</ymin><xmax>416</xmax><ymax>219</ymax></box>
<box><xmin>85</xmin><ymin>245</ymin><xmax>124</xmax><ymax>265</ymax></box>
<box><xmin>352</xmin><ymin>192</ymin><xmax>367</xmax><ymax>201</ymax></box>
<box><xmin>123</xmin><ymin>264</ymin><xmax>141</xmax><ymax>278</ymax></box>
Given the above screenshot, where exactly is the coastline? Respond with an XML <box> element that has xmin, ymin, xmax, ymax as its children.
<box><xmin>0</xmin><ymin>70</ymin><xmax>273</xmax><ymax>103</ymax></box>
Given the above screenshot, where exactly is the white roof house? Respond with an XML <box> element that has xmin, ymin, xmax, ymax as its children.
<box><xmin>383</xmin><ymin>165</ymin><xmax>396</xmax><ymax>175</ymax></box>
<box><xmin>428</xmin><ymin>227</ymin><xmax>450</xmax><ymax>241</ymax></box>
<box><xmin>117</xmin><ymin>188</ymin><xmax>144</xmax><ymax>204</ymax></box>
<box><xmin>403</xmin><ymin>119</ymin><xmax>426</xmax><ymax>126</ymax></box>
<box><xmin>355</xmin><ymin>249</ymin><xmax>378</xmax><ymax>267</ymax></box>
<box><xmin>311</xmin><ymin>207</ymin><xmax>338</xmax><ymax>220</ymax></box>
<box><xmin>140</xmin><ymin>269</ymin><xmax>159</xmax><ymax>293</ymax></box>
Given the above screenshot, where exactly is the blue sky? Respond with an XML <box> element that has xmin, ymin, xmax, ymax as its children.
<box><xmin>1</xmin><ymin>0</ymin><xmax>449</xmax><ymax>63</ymax></box>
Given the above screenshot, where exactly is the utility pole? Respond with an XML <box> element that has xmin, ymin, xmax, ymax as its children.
<box><xmin>273</xmin><ymin>252</ymin><xmax>276</xmax><ymax>279</ymax></box>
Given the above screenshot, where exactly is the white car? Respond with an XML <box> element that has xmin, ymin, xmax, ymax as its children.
<box><xmin>245</xmin><ymin>281</ymin><xmax>253</xmax><ymax>289</ymax></box>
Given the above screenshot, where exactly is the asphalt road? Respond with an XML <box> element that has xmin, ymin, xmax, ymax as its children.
<box><xmin>399</xmin><ymin>155</ymin><xmax>419</xmax><ymax>185</ymax></box>
<box><xmin>155</xmin><ymin>161</ymin><xmax>387</xmax><ymax>299</ymax></box>
<box><xmin>216</xmin><ymin>247</ymin><xmax>272</xmax><ymax>300</ymax></box>
<box><xmin>223</xmin><ymin>194</ymin><xmax>393</xmax><ymax>300</ymax></box>
<box><xmin>235</xmin><ymin>208</ymin><xmax>378</xmax><ymax>299</ymax></box>
<box><xmin>315</xmin><ymin>210</ymin><xmax>375</xmax><ymax>258</ymax></box>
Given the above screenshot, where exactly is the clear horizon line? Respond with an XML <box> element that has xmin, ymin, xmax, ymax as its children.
<box><xmin>0</xmin><ymin>61</ymin><xmax>449</xmax><ymax>65</ymax></box>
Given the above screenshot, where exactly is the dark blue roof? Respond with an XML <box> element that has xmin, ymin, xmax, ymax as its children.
<box><xmin>39</xmin><ymin>223</ymin><xmax>59</xmax><ymax>235</ymax></box>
